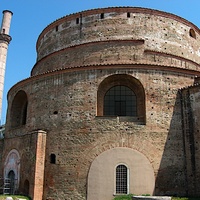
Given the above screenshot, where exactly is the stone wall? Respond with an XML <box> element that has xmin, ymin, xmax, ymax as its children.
<box><xmin>5</xmin><ymin>67</ymin><xmax>195</xmax><ymax>199</ymax></box>
<box><xmin>180</xmin><ymin>84</ymin><xmax>200</xmax><ymax>196</ymax></box>
<box><xmin>2</xmin><ymin>131</ymin><xmax>46</xmax><ymax>198</ymax></box>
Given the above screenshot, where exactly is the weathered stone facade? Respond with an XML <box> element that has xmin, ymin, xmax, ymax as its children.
<box><xmin>1</xmin><ymin>7</ymin><xmax>200</xmax><ymax>200</ymax></box>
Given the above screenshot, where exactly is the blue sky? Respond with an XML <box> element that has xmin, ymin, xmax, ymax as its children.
<box><xmin>1</xmin><ymin>0</ymin><xmax>200</xmax><ymax>124</ymax></box>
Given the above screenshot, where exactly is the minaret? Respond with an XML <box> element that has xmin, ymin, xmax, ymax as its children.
<box><xmin>0</xmin><ymin>10</ymin><xmax>13</xmax><ymax>123</ymax></box>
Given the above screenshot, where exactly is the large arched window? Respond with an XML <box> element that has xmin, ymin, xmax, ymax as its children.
<box><xmin>104</xmin><ymin>85</ymin><xmax>137</xmax><ymax>116</ymax></box>
<box><xmin>97</xmin><ymin>74</ymin><xmax>145</xmax><ymax>123</ymax></box>
<box><xmin>10</xmin><ymin>90</ymin><xmax>28</xmax><ymax>128</ymax></box>
<box><xmin>116</xmin><ymin>164</ymin><xmax>128</xmax><ymax>194</ymax></box>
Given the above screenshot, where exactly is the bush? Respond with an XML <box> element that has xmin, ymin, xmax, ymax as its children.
<box><xmin>0</xmin><ymin>195</ymin><xmax>31</xmax><ymax>200</ymax></box>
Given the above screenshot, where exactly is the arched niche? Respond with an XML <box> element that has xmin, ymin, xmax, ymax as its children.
<box><xmin>87</xmin><ymin>147</ymin><xmax>155</xmax><ymax>200</ymax></box>
<box><xmin>4</xmin><ymin>149</ymin><xmax>20</xmax><ymax>191</ymax></box>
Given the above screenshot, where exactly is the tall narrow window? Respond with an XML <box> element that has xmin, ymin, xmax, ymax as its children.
<box><xmin>104</xmin><ymin>85</ymin><xmax>137</xmax><ymax>116</ymax></box>
<box><xmin>100</xmin><ymin>13</ymin><xmax>104</xmax><ymax>19</ymax></box>
<box><xmin>116</xmin><ymin>165</ymin><xmax>128</xmax><ymax>194</ymax></box>
<box><xmin>76</xmin><ymin>17</ymin><xmax>79</xmax><ymax>24</ymax></box>
<box><xmin>55</xmin><ymin>25</ymin><xmax>58</xmax><ymax>32</ymax></box>
<box><xmin>50</xmin><ymin>154</ymin><xmax>56</xmax><ymax>164</ymax></box>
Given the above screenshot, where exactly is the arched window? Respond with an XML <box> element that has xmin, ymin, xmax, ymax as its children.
<box><xmin>10</xmin><ymin>90</ymin><xmax>28</xmax><ymax>128</ymax></box>
<box><xmin>104</xmin><ymin>85</ymin><xmax>137</xmax><ymax>116</ymax></box>
<box><xmin>97</xmin><ymin>74</ymin><xmax>146</xmax><ymax>123</ymax></box>
<box><xmin>116</xmin><ymin>164</ymin><xmax>128</xmax><ymax>194</ymax></box>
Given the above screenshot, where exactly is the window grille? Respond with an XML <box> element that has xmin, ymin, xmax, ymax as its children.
<box><xmin>116</xmin><ymin>165</ymin><xmax>128</xmax><ymax>194</ymax></box>
<box><xmin>104</xmin><ymin>85</ymin><xmax>137</xmax><ymax>116</ymax></box>
<box><xmin>1</xmin><ymin>175</ymin><xmax>17</xmax><ymax>195</ymax></box>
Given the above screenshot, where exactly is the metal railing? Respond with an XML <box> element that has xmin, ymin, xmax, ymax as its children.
<box><xmin>0</xmin><ymin>177</ymin><xmax>17</xmax><ymax>195</ymax></box>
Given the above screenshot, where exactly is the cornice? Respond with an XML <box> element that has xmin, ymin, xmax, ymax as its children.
<box><xmin>0</xmin><ymin>33</ymin><xmax>12</xmax><ymax>43</ymax></box>
<box><xmin>8</xmin><ymin>63</ymin><xmax>200</xmax><ymax>99</ymax></box>
<box><xmin>33</xmin><ymin>39</ymin><xmax>145</xmax><ymax>74</ymax></box>
<box><xmin>32</xmin><ymin>39</ymin><xmax>200</xmax><ymax>76</ymax></box>
<box><xmin>144</xmin><ymin>50</ymin><xmax>200</xmax><ymax>69</ymax></box>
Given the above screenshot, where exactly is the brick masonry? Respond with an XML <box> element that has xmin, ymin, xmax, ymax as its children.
<box><xmin>1</xmin><ymin>7</ymin><xmax>200</xmax><ymax>200</ymax></box>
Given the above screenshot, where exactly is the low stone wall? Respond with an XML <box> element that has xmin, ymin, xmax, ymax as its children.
<box><xmin>132</xmin><ymin>196</ymin><xmax>172</xmax><ymax>200</ymax></box>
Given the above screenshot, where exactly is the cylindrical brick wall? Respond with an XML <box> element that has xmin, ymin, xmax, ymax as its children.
<box><xmin>4</xmin><ymin>7</ymin><xmax>200</xmax><ymax>200</ymax></box>
<box><xmin>32</xmin><ymin>7</ymin><xmax>200</xmax><ymax>76</ymax></box>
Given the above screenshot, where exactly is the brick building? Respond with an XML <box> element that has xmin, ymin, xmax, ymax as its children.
<box><xmin>1</xmin><ymin>6</ymin><xmax>200</xmax><ymax>200</ymax></box>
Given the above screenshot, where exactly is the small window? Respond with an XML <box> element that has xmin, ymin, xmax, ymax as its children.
<box><xmin>55</xmin><ymin>25</ymin><xmax>58</xmax><ymax>32</ymax></box>
<box><xmin>2</xmin><ymin>28</ymin><xmax>5</xmax><ymax>34</ymax></box>
<box><xmin>76</xmin><ymin>18</ymin><xmax>79</xmax><ymax>24</ymax></box>
<box><xmin>116</xmin><ymin>165</ymin><xmax>128</xmax><ymax>194</ymax></box>
<box><xmin>53</xmin><ymin>111</ymin><xmax>58</xmax><ymax>115</ymax></box>
<box><xmin>127</xmin><ymin>12</ymin><xmax>130</xmax><ymax>18</ymax></box>
<box><xmin>189</xmin><ymin>28</ymin><xmax>196</xmax><ymax>39</ymax></box>
<box><xmin>100</xmin><ymin>13</ymin><xmax>104</xmax><ymax>19</ymax></box>
<box><xmin>50</xmin><ymin>154</ymin><xmax>56</xmax><ymax>164</ymax></box>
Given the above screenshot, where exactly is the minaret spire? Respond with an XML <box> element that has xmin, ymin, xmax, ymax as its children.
<box><xmin>0</xmin><ymin>10</ymin><xmax>13</xmax><ymax>123</ymax></box>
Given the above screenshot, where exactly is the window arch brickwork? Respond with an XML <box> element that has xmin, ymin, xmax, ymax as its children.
<box><xmin>97</xmin><ymin>74</ymin><xmax>146</xmax><ymax>122</ymax></box>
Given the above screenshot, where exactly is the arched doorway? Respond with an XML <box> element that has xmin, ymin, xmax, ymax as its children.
<box><xmin>7</xmin><ymin>170</ymin><xmax>16</xmax><ymax>194</ymax></box>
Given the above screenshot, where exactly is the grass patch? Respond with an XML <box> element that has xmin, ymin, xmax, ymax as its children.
<box><xmin>0</xmin><ymin>195</ymin><xmax>31</xmax><ymax>200</ymax></box>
